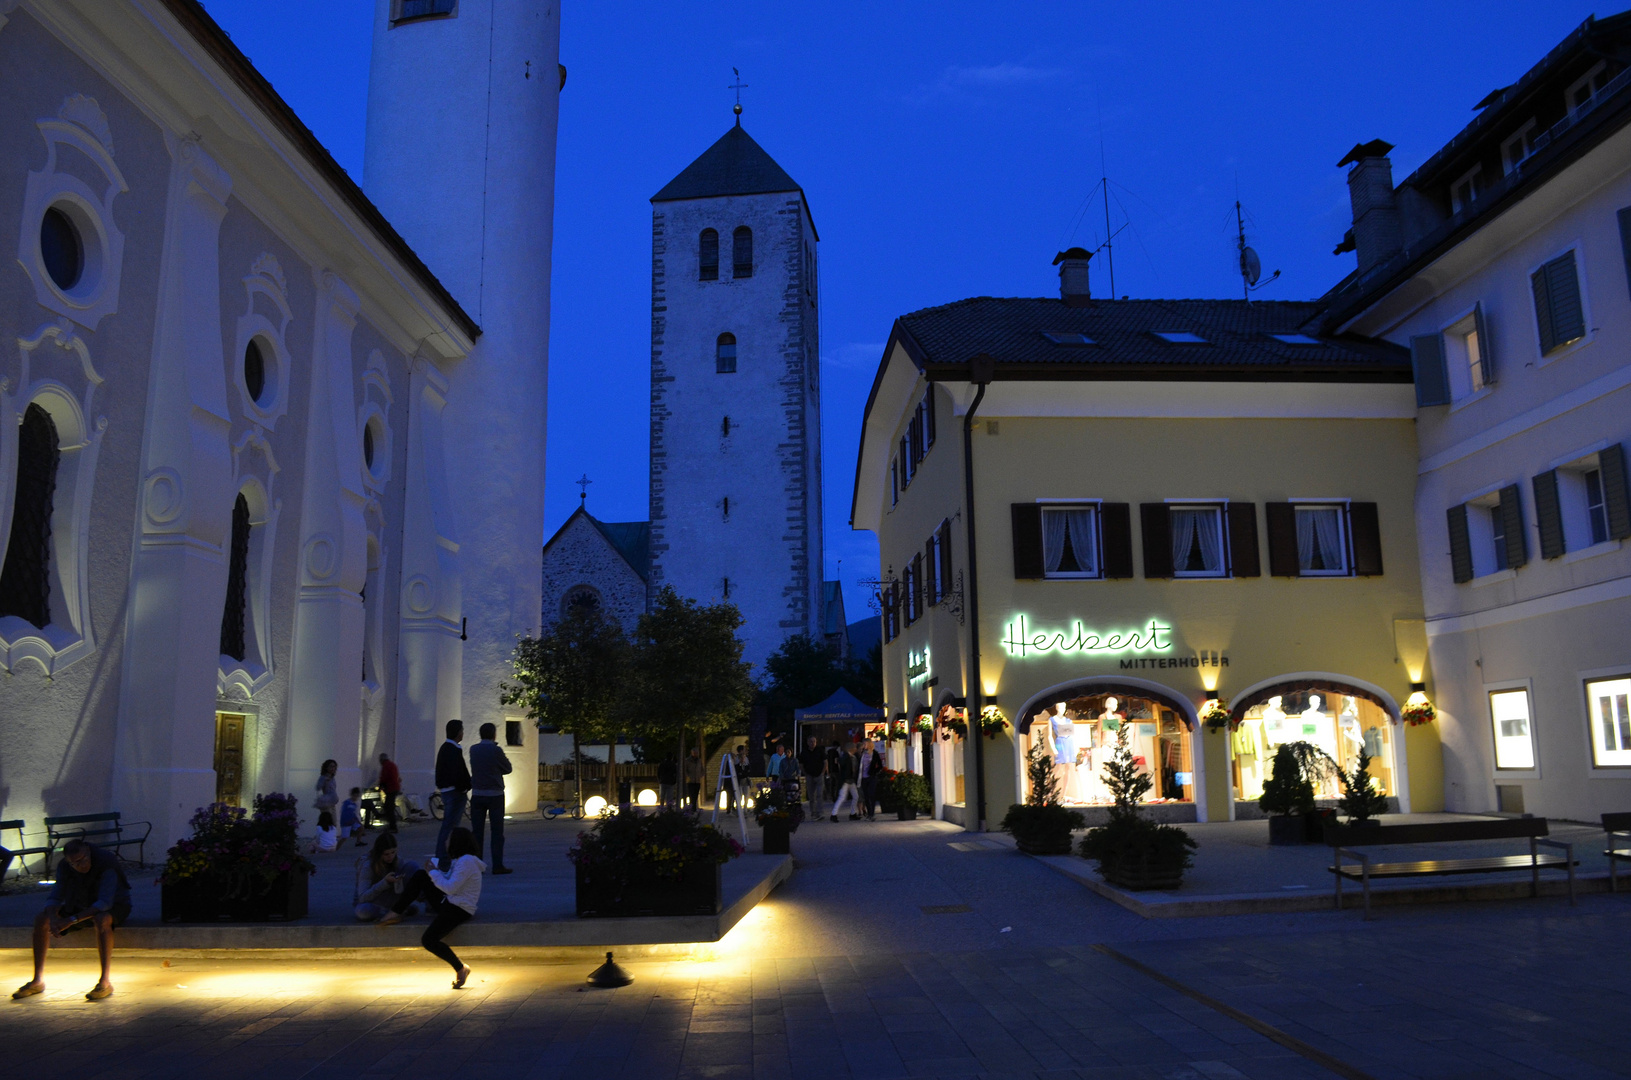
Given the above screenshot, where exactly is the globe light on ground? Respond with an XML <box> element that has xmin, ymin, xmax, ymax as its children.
<box><xmin>637</xmin><ymin>788</ymin><xmax>657</xmax><ymax>806</ymax></box>
<box><xmin>584</xmin><ymin>795</ymin><xmax>609</xmax><ymax>817</ymax></box>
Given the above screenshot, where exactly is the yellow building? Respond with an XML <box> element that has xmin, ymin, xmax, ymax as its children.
<box><xmin>851</xmin><ymin>261</ymin><xmax>1443</xmax><ymax>828</ymax></box>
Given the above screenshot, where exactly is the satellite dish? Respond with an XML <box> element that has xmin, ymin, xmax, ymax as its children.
<box><xmin>1241</xmin><ymin>246</ymin><xmax>1262</xmax><ymax>287</ymax></box>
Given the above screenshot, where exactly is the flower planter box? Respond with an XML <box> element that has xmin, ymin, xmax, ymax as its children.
<box><xmin>161</xmin><ymin>870</ymin><xmax>309</xmax><ymax>922</ymax></box>
<box><xmin>1267</xmin><ymin>815</ymin><xmax>1305</xmax><ymax>846</ymax></box>
<box><xmin>896</xmin><ymin>808</ymin><xmax>918</xmax><ymax>821</ymax></box>
<box><xmin>1102</xmin><ymin>852</ymin><xmax>1185</xmax><ymax>891</ymax></box>
<box><xmin>575</xmin><ymin>861</ymin><xmax>722</xmax><ymax>918</ymax></box>
<box><xmin>762</xmin><ymin>818</ymin><xmax>792</xmax><ymax>854</ymax></box>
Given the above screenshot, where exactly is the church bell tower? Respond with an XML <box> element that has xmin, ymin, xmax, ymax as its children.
<box><xmin>648</xmin><ymin>115</ymin><xmax>824</xmax><ymax>671</ymax></box>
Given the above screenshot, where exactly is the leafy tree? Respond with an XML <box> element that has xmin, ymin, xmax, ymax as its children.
<box><xmin>763</xmin><ymin>633</ymin><xmax>845</xmax><ymax>715</ymax></box>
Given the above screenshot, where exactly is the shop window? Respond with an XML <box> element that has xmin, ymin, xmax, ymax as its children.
<box><xmin>1490</xmin><ymin>688</ymin><xmax>1537</xmax><ymax>770</ymax></box>
<box><xmin>1588</xmin><ymin>676</ymin><xmax>1631</xmax><ymax>768</ymax></box>
<box><xmin>1531</xmin><ymin>250</ymin><xmax>1585</xmax><ymax>357</ymax></box>
<box><xmin>1042</xmin><ymin>505</ymin><xmax>1099</xmax><ymax>578</ymax></box>
<box><xmin>0</xmin><ymin>403</ymin><xmax>61</xmax><ymax>628</ymax></box>
<box><xmin>1170</xmin><ymin>505</ymin><xmax>1226</xmax><ymax>577</ymax></box>
<box><xmin>732</xmin><ymin>226</ymin><xmax>752</xmax><ymax>279</ymax></box>
<box><xmin>715</xmin><ymin>333</ymin><xmax>736</xmax><ymax>373</ymax></box>
<box><xmin>699</xmin><ymin>229</ymin><xmax>719</xmax><ymax>281</ymax></box>
<box><xmin>1234</xmin><ymin>692</ymin><xmax>1395</xmax><ymax>804</ymax></box>
<box><xmin>1020</xmin><ymin>694</ymin><xmax>1194</xmax><ymax>805</ymax></box>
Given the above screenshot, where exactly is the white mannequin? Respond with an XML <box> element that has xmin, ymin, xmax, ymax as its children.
<box><xmin>1300</xmin><ymin>694</ymin><xmax>1339</xmax><ymax>764</ymax></box>
<box><xmin>1261</xmin><ymin>695</ymin><xmax>1286</xmax><ymax>736</ymax></box>
<box><xmin>1047</xmin><ymin>703</ymin><xmax>1076</xmax><ymax>800</ymax></box>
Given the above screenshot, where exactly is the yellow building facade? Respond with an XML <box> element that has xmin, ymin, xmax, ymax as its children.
<box><xmin>852</xmin><ymin>290</ymin><xmax>1444</xmax><ymax>828</ymax></box>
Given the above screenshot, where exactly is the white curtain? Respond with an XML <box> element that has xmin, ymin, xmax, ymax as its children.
<box><xmin>1170</xmin><ymin>509</ymin><xmax>1198</xmax><ymax>572</ymax></box>
<box><xmin>1065</xmin><ymin>509</ymin><xmax>1097</xmax><ymax>574</ymax></box>
<box><xmin>1043</xmin><ymin>510</ymin><xmax>1068</xmax><ymax>573</ymax></box>
<box><xmin>1195</xmin><ymin>510</ymin><xmax>1224</xmax><ymax>572</ymax></box>
<box><xmin>1296</xmin><ymin>510</ymin><xmax>1316</xmax><ymax>570</ymax></box>
<box><xmin>1296</xmin><ymin>507</ymin><xmax>1344</xmax><ymax>571</ymax></box>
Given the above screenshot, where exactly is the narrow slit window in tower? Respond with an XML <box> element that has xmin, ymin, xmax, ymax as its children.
<box><xmin>716</xmin><ymin>333</ymin><xmax>736</xmax><ymax>373</ymax></box>
<box><xmin>219</xmin><ymin>493</ymin><xmax>251</xmax><ymax>662</ymax></box>
<box><xmin>0</xmin><ymin>404</ymin><xmax>60</xmax><ymax>628</ymax></box>
<box><xmin>733</xmin><ymin>226</ymin><xmax>753</xmax><ymax>278</ymax></box>
<box><xmin>699</xmin><ymin>229</ymin><xmax>719</xmax><ymax>281</ymax></box>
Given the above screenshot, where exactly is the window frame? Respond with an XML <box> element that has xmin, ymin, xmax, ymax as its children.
<box><xmin>1165</xmin><ymin>501</ymin><xmax>1230</xmax><ymax>579</ymax></box>
<box><xmin>731</xmin><ymin>225</ymin><xmax>753</xmax><ymax>279</ymax></box>
<box><xmin>715</xmin><ymin>332</ymin><xmax>737</xmax><ymax>374</ymax></box>
<box><xmin>1449</xmin><ymin>165</ymin><xmax>1482</xmax><ymax>214</ymax></box>
<box><xmin>698</xmin><ymin>228</ymin><xmax>719</xmax><ymax>281</ymax></box>
<box><xmin>1289</xmin><ymin>500</ymin><xmax>1353</xmax><ymax>577</ymax></box>
<box><xmin>1502</xmin><ymin>119</ymin><xmax>1537</xmax><ymax>174</ymax></box>
<box><xmin>1440</xmin><ymin>304</ymin><xmax>1493</xmax><ymax>404</ymax></box>
<box><xmin>1584</xmin><ymin>670</ymin><xmax>1631</xmax><ymax>769</ymax></box>
<box><xmin>1567</xmin><ymin>60</ymin><xmax>1609</xmax><ymax>114</ymax></box>
<box><xmin>1486</xmin><ymin>680</ymin><xmax>1540</xmax><ymax>776</ymax></box>
<box><xmin>391</xmin><ymin>0</ymin><xmax>458</xmax><ymax>25</ymax></box>
<box><xmin>1037</xmin><ymin>500</ymin><xmax>1103</xmax><ymax>580</ymax></box>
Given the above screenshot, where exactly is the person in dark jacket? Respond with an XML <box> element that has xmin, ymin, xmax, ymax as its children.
<box><xmin>858</xmin><ymin>738</ymin><xmax>886</xmax><ymax>821</ymax></box>
<box><xmin>798</xmin><ymin>736</ymin><xmax>828</xmax><ymax>820</ymax></box>
<box><xmin>657</xmin><ymin>752</ymin><xmax>678</xmax><ymax>808</ymax></box>
<box><xmin>14</xmin><ymin>840</ymin><xmax>130</xmax><ymax>1001</ymax></box>
<box><xmin>830</xmin><ymin>745</ymin><xmax>860</xmax><ymax>821</ymax></box>
<box><xmin>468</xmin><ymin>723</ymin><xmax>513</xmax><ymax>874</ymax></box>
<box><xmin>378</xmin><ymin>751</ymin><xmax>402</xmax><ymax>833</ymax></box>
<box><xmin>435</xmin><ymin>719</ymin><xmax>470</xmax><ymax>860</ymax></box>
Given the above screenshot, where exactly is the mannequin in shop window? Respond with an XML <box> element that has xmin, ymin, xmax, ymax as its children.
<box><xmin>1044</xmin><ymin>703</ymin><xmax>1076</xmax><ymax>801</ymax></box>
<box><xmin>1338</xmin><ymin>696</ymin><xmax>1363</xmax><ymax>768</ymax></box>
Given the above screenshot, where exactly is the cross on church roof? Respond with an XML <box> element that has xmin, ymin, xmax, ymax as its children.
<box><xmin>729</xmin><ymin>68</ymin><xmax>747</xmax><ymax>123</ymax></box>
<box><xmin>576</xmin><ymin>473</ymin><xmax>592</xmax><ymax>504</ymax></box>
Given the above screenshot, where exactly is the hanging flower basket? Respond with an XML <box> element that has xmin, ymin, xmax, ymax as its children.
<box><xmin>1401</xmin><ymin>699</ymin><xmax>1437</xmax><ymax>726</ymax></box>
<box><xmin>889</xmin><ymin>718</ymin><xmax>909</xmax><ymax>741</ymax></box>
<box><xmin>913</xmin><ymin>715</ymin><xmax>934</xmax><ymax>734</ymax></box>
<box><xmin>939</xmin><ymin>716</ymin><xmax>967</xmax><ymax>741</ymax></box>
<box><xmin>977</xmin><ymin>705</ymin><xmax>1009</xmax><ymax>740</ymax></box>
<box><xmin>1199</xmin><ymin>699</ymin><xmax>1232</xmax><ymax>733</ymax></box>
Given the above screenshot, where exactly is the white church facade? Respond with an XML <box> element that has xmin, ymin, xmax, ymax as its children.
<box><xmin>0</xmin><ymin>0</ymin><xmax>558</xmax><ymax>851</ymax></box>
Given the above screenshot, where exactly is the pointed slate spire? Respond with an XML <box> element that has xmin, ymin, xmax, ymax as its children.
<box><xmin>651</xmin><ymin>125</ymin><xmax>802</xmax><ymax>203</ymax></box>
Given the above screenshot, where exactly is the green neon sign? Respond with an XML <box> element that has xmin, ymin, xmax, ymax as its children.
<box><xmin>1000</xmin><ymin>615</ymin><xmax>1172</xmax><ymax>659</ymax></box>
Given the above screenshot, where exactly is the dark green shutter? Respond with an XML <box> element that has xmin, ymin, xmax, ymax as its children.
<box><xmin>1498</xmin><ymin>483</ymin><xmax>1527</xmax><ymax>569</ymax></box>
<box><xmin>1140</xmin><ymin>503</ymin><xmax>1173</xmax><ymax>578</ymax></box>
<box><xmin>936</xmin><ymin>520</ymin><xmax>952</xmax><ymax>596</ymax></box>
<box><xmin>1264</xmin><ymin>502</ymin><xmax>1299</xmax><ymax>576</ymax></box>
<box><xmin>1100</xmin><ymin>503</ymin><xmax>1133</xmax><ymax>578</ymax></box>
<box><xmin>1410</xmin><ymin>334</ymin><xmax>1450</xmax><ymax>406</ymax></box>
<box><xmin>1536</xmin><ymin>251</ymin><xmax>1585</xmax><ymax>355</ymax></box>
<box><xmin>1473</xmin><ymin>302</ymin><xmax>1495</xmax><ymax>386</ymax></box>
<box><xmin>1011</xmin><ymin>503</ymin><xmax>1043</xmax><ymax>579</ymax></box>
<box><xmin>1226</xmin><ymin>502</ymin><xmax>1260</xmax><ymax>577</ymax></box>
<box><xmin>1532</xmin><ymin>470</ymin><xmax>1565</xmax><ymax>559</ymax></box>
<box><xmin>1618</xmin><ymin>208</ymin><xmax>1631</xmax><ymax>300</ymax></box>
<box><xmin>1349</xmin><ymin>502</ymin><xmax>1384</xmax><ymax>576</ymax></box>
<box><xmin>1447</xmin><ymin>504</ymin><xmax>1474</xmax><ymax>584</ymax></box>
<box><xmin>1532</xmin><ymin>263</ymin><xmax>1556</xmax><ymax>354</ymax></box>
<box><xmin>1601</xmin><ymin>443</ymin><xmax>1631</xmax><ymax>540</ymax></box>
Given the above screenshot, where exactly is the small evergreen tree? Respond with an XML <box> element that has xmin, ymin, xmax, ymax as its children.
<box><xmin>1338</xmin><ymin>748</ymin><xmax>1390</xmax><ymax>822</ymax></box>
<box><xmin>1101</xmin><ymin>721</ymin><xmax>1152</xmax><ymax>823</ymax></box>
<box><xmin>1025</xmin><ymin>742</ymin><xmax>1061</xmax><ymax>806</ymax></box>
<box><xmin>1258</xmin><ymin>744</ymin><xmax>1315</xmax><ymax>817</ymax></box>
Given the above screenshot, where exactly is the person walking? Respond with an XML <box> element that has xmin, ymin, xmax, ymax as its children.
<box><xmin>858</xmin><ymin>738</ymin><xmax>885</xmax><ymax>821</ymax></box>
<box><xmin>378</xmin><ymin>827</ymin><xmax>483</xmax><ymax>989</ymax></box>
<box><xmin>657</xmin><ymin>752</ymin><xmax>678</xmax><ymax>809</ymax></box>
<box><xmin>377</xmin><ymin>751</ymin><xmax>401</xmax><ymax>833</ymax></box>
<box><xmin>830</xmin><ymin>744</ymin><xmax>860</xmax><ymax>821</ymax></box>
<box><xmin>435</xmin><ymin>720</ymin><xmax>470</xmax><ymax>860</ymax></box>
<box><xmin>683</xmin><ymin>746</ymin><xmax>703</xmax><ymax>810</ymax></box>
<box><xmin>798</xmin><ymin>735</ymin><xmax>828</xmax><ymax>820</ymax></box>
<box><xmin>13</xmin><ymin>840</ymin><xmax>130</xmax><ymax>1001</ymax></box>
<box><xmin>354</xmin><ymin>832</ymin><xmax>420</xmax><ymax>921</ymax></box>
<box><xmin>766</xmin><ymin>742</ymin><xmax>787</xmax><ymax>785</ymax></box>
<box><xmin>468</xmin><ymin>722</ymin><xmax>513</xmax><ymax>874</ymax></box>
<box><xmin>825</xmin><ymin>739</ymin><xmax>842</xmax><ymax>805</ymax></box>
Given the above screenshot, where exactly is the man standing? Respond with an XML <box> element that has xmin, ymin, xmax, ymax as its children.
<box><xmin>683</xmin><ymin>746</ymin><xmax>703</xmax><ymax>810</ymax></box>
<box><xmin>799</xmin><ymin>735</ymin><xmax>828</xmax><ymax>821</ymax></box>
<box><xmin>657</xmin><ymin>751</ymin><xmax>678</xmax><ymax>809</ymax></box>
<box><xmin>858</xmin><ymin>738</ymin><xmax>885</xmax><ymax>821</ymax></box>
<box><xmin>435</xmin><ymin>719</ymin><xmax>471</xmax><ymax>860</ymax></box>
<box><xmin>377</xmin><ymin>751</ymin><xmax>401</xmax><ymax>833</ymax></box>
<box><xmin>13</xmin><ymin>839</ymin><xmax>130</xmax><ymax>1001</ymax></box>
<box><xmin>468</xmin><ymin>722</ymin><xmax>513</xmax><ymax>875</ymax></box>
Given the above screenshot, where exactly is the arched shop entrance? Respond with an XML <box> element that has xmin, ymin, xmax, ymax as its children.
<box><xmin>1015</xmin><ymin>677</ymin><xmax>1204</xmax><ymax>818</ymax></box>
<box><xmin>1227</xmin><ymin>674</ymin><xmax>1409</xmax><ymax>814</ymax></box>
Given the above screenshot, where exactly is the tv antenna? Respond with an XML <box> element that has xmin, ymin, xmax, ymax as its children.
<box><xmin>1235</xmin><ymin>199</ymin><xmax>1280</xmax><ymax>300</ymax></box>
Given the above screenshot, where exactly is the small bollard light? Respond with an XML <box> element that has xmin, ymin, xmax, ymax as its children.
<box><xmin>587</xmin><ymin>950</ymin><xmax>633</xmax><ymax>988</ymax></box>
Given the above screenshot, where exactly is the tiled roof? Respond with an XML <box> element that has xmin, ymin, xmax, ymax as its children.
<box><xmin>652</xmin><ymin>124</ymin><xmax>802</xmax><ymax>203</ymax></box>
<box><xmin>894</xmin><ymin>297</ymin><xmax>1408</xmax><ymax>375</ymax></box>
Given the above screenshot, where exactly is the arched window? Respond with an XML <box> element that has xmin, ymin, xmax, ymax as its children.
<box><xmin>733</xmin><ymin>226</ymin><xmax>753</xmax><ymax>278</ymax></box>
<box><xmin>0</xmin><ymin>404</ymin><xmax>61</xmax><ymax>628</ymax></box>
<box><xmin>716</xmin><ymin>333</ymin><xmax>737</xmax><ymax>374</ymax></box>
<box><xmin>219</xmin><ymin>493</ymin><xmax>251</xmax><ymax>662</ymax></box>
<box><xmin>699</xmin><ymin>229</ymin><xmax>719</xmax><ymax>281</ymax></box>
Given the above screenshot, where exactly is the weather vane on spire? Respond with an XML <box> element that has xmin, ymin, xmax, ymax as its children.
<box><xmin>575</xmin><ymin>473</ymin><xmax>592</xmax><ymax>505</ymax></box>
<box><xmin>729</xmin><ymin>68</ymin><xmax>747</xmax><ymax>123</ymax></box>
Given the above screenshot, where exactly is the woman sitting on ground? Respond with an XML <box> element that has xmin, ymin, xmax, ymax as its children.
<box><xmin>354</xmin><ymin>832</ymin><xmax>421</xmax><ymax>922</ymax></box>
<box><xmin>378</xmin><ymin>826</ymin><xmax>484</xmax><ymax>989</ymax></box>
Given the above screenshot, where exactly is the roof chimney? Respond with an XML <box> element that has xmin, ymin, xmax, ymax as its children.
<box><xmin>1053</xmin><ymin>247</ymin><xmax>1092</xmax><ymax>306</ymax></box>
<box><xmin>1337</xmin><ymin>140</ymin><xmax>1402</xmax><ymax>276</ymax></box>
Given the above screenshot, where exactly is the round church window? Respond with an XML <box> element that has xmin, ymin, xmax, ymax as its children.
<box><xmin>40</xmin><ymin>206</ymin><xmax>84</xmax><ymax>291</ymax></box>
<box><xmin>244</xmin><ymin>338</ymin><xmax>267</xmax><ymax>403</ymax></box>
<box><xmin>363</xmin><ymin>421</ymin><xmax>375</xmax><ymax>469</ymax></box>
<box><xmin>561</xmin><ymin>585</ymin><xmax>603</xmax><ymax>620</ymax></box>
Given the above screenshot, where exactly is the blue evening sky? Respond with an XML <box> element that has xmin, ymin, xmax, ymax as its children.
<box><xmin>205</xmin><ymin>1</ymin><xmax>1600</xmax><ymax>621</ymax></box>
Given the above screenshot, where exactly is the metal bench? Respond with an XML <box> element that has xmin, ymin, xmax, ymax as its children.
<box><xmin>1326</xmin><ymin>817</ymin><xmax>1575</xmax><ymax>919</ymax></box>
<box><xmin>44</xmin><ymin>812</ymin><xmax>153</xmax><ymax>868</ymax></box>
<box><xmin>0</xmin><ymin>819</ymin><xmax>55</xmax><ymax>880</ymax></box>
<box><xmin>1603</xmin><ymin>812</ymin><xmax>1631</xmax><ymax>891</ymax></box>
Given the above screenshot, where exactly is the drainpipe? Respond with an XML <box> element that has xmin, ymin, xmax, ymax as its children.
<box><xmin>962</xmin><ymin>353</ymin><xmax>995</xmax><ymax>831</ymax></box>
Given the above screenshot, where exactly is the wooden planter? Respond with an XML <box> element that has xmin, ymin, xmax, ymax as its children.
<box><xmin>575</xmin><ymin>861</ymin><xmax>722</xmax><ymax>918</ymax></box>
<box><xmin>1267</xmin><ymin>815</ymin><xmax>1304</xmax><ymax>846</ymax></box>
<box><xmin>762</xmin><ymin>818</ymin><xmax>792</xmax><ymax>854</ymax></box>
<box><xmin>161</xmin><ymin>870</ymin><xmax>309</xmax><ymax>922</ymax></box>
<box><xmin>1103</xmin><ymin>852</ymin><xmax>1185</xmax><ymax>891</ymax></box>
<box><xmin>896</xmin><ymin>808</ymin><xmax>918</xmax><ymax>821</ymax></box>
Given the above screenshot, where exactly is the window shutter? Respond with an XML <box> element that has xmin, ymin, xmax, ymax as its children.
<box><xmin>1349</xmin><ymin>502</ymin><xmax>1384</xmax><ymax>576</ymax></box>
<box><xmin>924</xmin><ymin>539</ymin><xmax>937</xmax><ymax>605</ymax></box>
<box><xmin>1618</xmin><ymin>207</ymin><xmax>1631</xmax><ymax>300</ymax></box>
<box><xmin>1546</xmin><ymin>251</ymin><xmax>1585</xmax><ymax>349</ymax></box>
<box><xmin>1410</xmin><ymin>334</ymin><xmax>1450</xmax><ymax>406</ymax></box>
<box><xmin>924</xmin><ymin>390</ymin><xmax>936</xmax><ymax>448</ymax></box>
<box><xmin>1447</xmin><ymin>504</ymin><xmax>1474</xmax><ymax>584</ymax></box>
<box><xmin>1226</xmin><ymin>502</ymin><xmax>1260</xmax><ymax>577</ymax></box>
<box><xmin>1100</xmin><ymin>502</ymin><xmax>1133</xmax><ymax>578</ymax></box>
<box><xmin>1498</xmin><ymin>483</ymin><xmax>1527</xmax><ymax>569</ymax></box>
<box><xmin>1473</xmin><ymin>302</ymin><xmax>1495</xmax><ymax>386</ymax></box>
<box><xmin>1532</xmin><ymin>470</ymin><xmax>1565</xmax><ymax>559</ymax></box>
<box><xmin>936</xmin><ymin>520</ymin><xmax>952</xmax><ymax>597</ymax></box>
<box><xmin>1601</xmin><ymin>442</ymin><xmax>1631</xmax><ymax>540</ymax></box>
<box><xmin>1264</xmin><ymin>502</ymin><xmax>1299</xmax><ymax>576</ymax></box>
<box><xmin>1532</xmin><ymin>263</ymin><xmax>1556</xmax><ymax>354</ymax></box>
<box><xmin>0</xmin><ymin>403</ymin><xmax>59</xmax><ymax>628</ymax></box>
<box><xmin>1011</xmin><ymin>503</ymin><xmax>1043</xmax><ymax>579</ymax></box>
<box><xmin>1140</xmin><ymin>503</ymin><xmax>1173</xmax><ymax>578</ymax></box>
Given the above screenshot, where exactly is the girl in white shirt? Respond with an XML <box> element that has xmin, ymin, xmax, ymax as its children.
<box><xmin>311</xmin><ymin>811</ymin><xmax>339</xmax><ymax>853</ymax></box>
<box><xmin>377</xmin><ymin>826</ymin><xmax>484</xmax><ymax>987</ymax></box>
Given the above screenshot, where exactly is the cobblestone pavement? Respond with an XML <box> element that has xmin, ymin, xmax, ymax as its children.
<box><xmin>4</xmin><ymin>817</ymin><xmax>1627</xmax><ymax>1080</ymax></box>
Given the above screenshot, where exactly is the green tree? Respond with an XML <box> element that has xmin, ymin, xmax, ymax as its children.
<box><xmin>1338</xmin><ymin>748</ymin><xmax>1390</xmax><ymax>823</ymax></box>
<box><xmin>500</xmin><ymin>606</ymin><xmax>630</xmax><ymax>804</ymax></box>
<box><xmin>1100</xmin><ymin>721</ymin><xmax>1153</xmax><ymax>823</ymax></box>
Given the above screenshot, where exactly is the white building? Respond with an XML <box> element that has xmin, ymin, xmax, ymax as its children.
<box><xmin>0</xmin><ymin>0</ymin><xmax>558</xmax><ymax>851</ymax></box>
<box><xmin>1326</xmin><ymin>13</ymin><xmax>1631</xmax><ymax>820</ymax></box>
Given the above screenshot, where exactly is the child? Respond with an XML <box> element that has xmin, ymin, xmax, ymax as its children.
<box><xmin>311</xmin><ymin>810</ymin><xmax>339</xmax><ymax>853</ymax></box>
<box><xmin>340</xmin><ymin>788</ymin><xmax>366</xmax><ymax>845</ymax></box>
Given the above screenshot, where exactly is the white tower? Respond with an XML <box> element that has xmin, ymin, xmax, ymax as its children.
<box><xmin>362</xmin><ymin>0</ymin><xmax>559</xmax><ymax>808</ymax></box>
<box><xmin>649</xmin><ymin>117</ymin><xmax>823</xmax><ymax>671</ymax></box>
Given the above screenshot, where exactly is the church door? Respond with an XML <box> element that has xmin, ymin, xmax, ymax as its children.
<box><xmin>214</xmin><ymin>712</ymin><xmax>247</xmax><ymax>806</ymax></box>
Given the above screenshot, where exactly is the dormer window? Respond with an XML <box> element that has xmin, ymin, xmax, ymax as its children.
<box><xmin>1502</xmin><ymin>120</ymin><xmax>1537</xmax><ymax>174</ymax></box>
<box><xmin>1450</xmin><ymin>166</ymin><xmax>1482</xmax><ymax>213</ymax></box>
<box><xmin>1152</xmin><ymin>331</ymin><xmax>1206</xmax><ymax>344</ymax></box>
<box><xmin>392</xmin><ymin>0</ymin><xmax>457</xmax><ymax>23</ymax></box>
<box><xmin>1567</xmin><ymin>60</ymin><xmax>1609</xmax><ymax>114</ymax></box>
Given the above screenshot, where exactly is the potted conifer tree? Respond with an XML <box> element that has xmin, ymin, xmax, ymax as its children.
<box><xmin>1078</xmin><ymin>723</ymin><xmax>1196</xmax><ymax>889</ymax></box>
<box><xmin>1337</xmin><ymin>748</ymin><xmax>1389</xmax><ymax>829</ymax></box>
<box><xmin>1000</xmin><ymin>745</ymin><xmax>1085</xmax><ymax>854</ymax></box>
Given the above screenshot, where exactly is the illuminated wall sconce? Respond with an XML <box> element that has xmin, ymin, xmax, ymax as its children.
<box><xmin>1199</xmin><ymin>694</ymin><xmax>1231</xmax><ymax>733</ymax></box>
<box><xmin>1402</xmin><ymin>681</ymin><xmax>1437</xmax><ymax>726</ymax></box>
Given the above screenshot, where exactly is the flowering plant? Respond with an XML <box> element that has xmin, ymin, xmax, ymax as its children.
<box><xmin>913</xmin><ymin>714</ymin><xmax>934</xmax><ymax>733</ymax></box>
<box><xmin>977</xmin><ymin>705</ymin><xmax>1010</xmax><ymax>739</ymax></box>
<box><xmin>1199</xmin><ymin>699</ymin><xmax>1232</xmax><ymax>733</ymax></box>
<box><xmin>1401</xmin><ymin>699</ymin><xmax>1437</xmax><ymax>726</ymax></box>
<box><xmin>567</xmin><ymin>807</ymin><xmax>742</xmax><ymax>878</ymax></box>
<box><xmin>159</xmin><ymin>792</ymin><xmax>314</xmax><ymax>890</ymax></box>
<box><xmin>751</xmin><ymin>782</ymin><xmax>806</xmax><ymax>831</ymax></box>
<box><xmin>889</xmin><ymin>718</ymin><xmax>909</xmax><ymax>741</ymax></box>
<box><xmin>939</xmin><ymin>712</ymin><xmax>967</xmax><ymax>740</ymax></box>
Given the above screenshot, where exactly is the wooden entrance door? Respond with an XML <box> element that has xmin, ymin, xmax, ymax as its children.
<box><xmin>215</xmin><ymin>712</ymin><xmax>246</xmax><ymax>806</ymax></box>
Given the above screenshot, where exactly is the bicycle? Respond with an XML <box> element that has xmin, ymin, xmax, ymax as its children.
<box><xmin>540</xmin><ymin>798</ymin><xmax>585</xmax><ymax>820</ymax></box>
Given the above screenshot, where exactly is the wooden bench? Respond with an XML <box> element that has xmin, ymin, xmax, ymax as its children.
<box><xmin>0</xmin><ymin>820</ymin><xmax>54</xmax><ymax>880</ymax></box>
<box><xmin>1326</xmin><ymin>817</ymin><xmax>1575</xmax><ymax>919</ymax></box>
<box><xmin>45</xmin><ymin>812</ymin><xmax>152</xmax><ymax>868</ymax></box>
<box><xmin>1603</xmin><ymin>813</ymin><xmax>1631</xmax><ymax>892</ymax></box>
